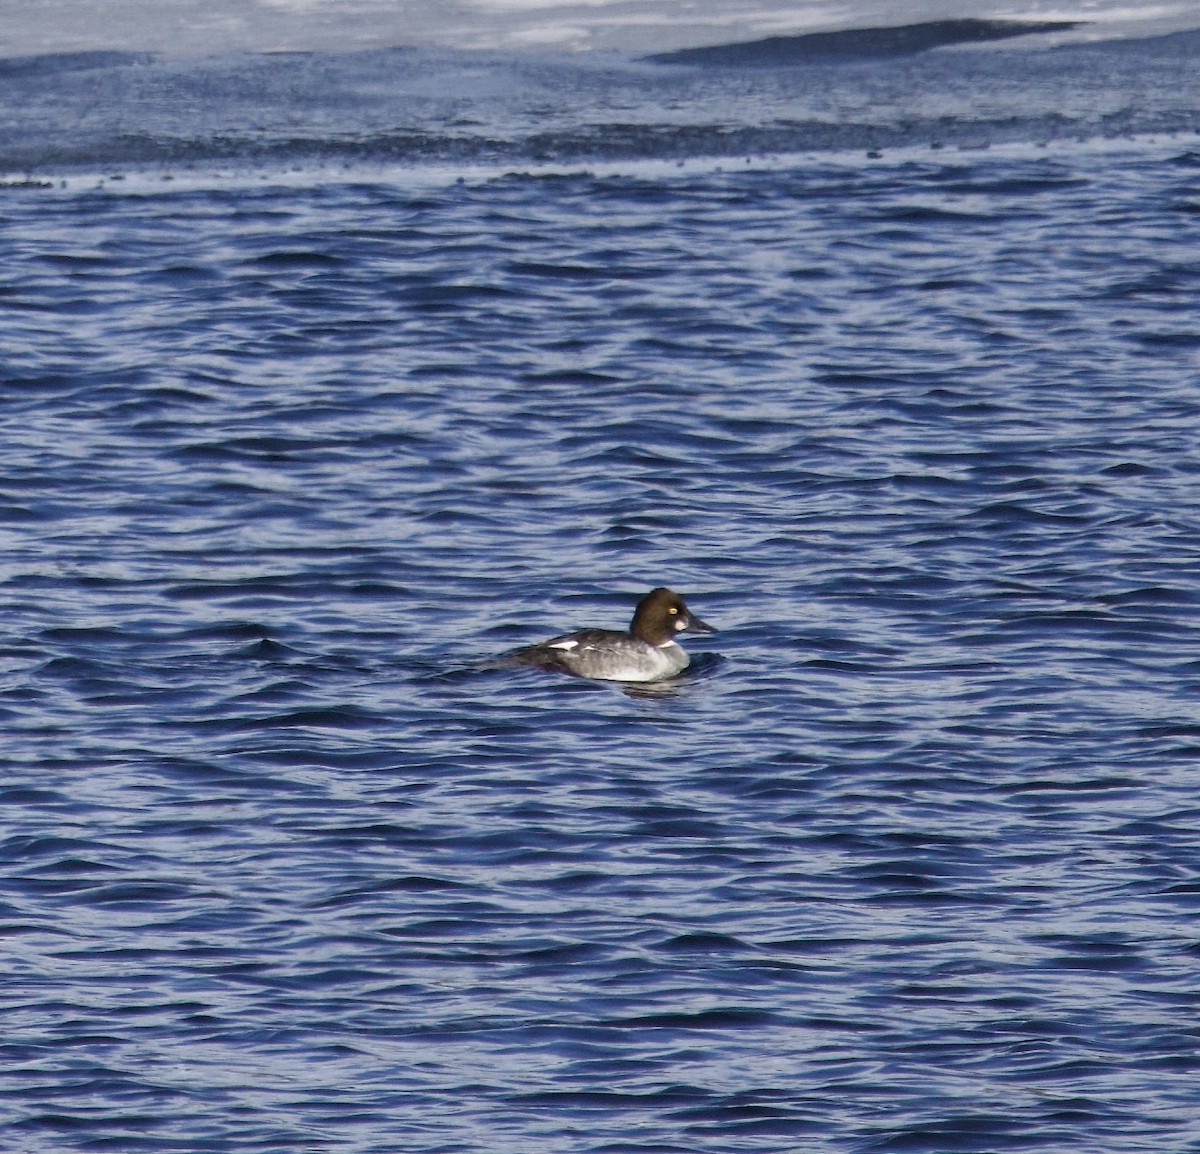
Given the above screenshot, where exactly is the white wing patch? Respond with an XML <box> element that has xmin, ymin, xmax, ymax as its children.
<box><xmin>548</xmin><ymin>639</ymin><xmax>579</xmax><ymax>651</ymax></box>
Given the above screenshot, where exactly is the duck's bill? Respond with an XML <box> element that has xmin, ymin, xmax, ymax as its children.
<box><xmin>685</xmin><ymin>615</ymin><xmax>717</xmax><ymax>634</ymax></box>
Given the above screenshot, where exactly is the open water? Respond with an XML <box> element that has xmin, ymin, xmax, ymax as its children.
<box><xmin>3</xmin><ymin>24</ymin><xmax>1200</xmax><ymax>1154</ymax></box>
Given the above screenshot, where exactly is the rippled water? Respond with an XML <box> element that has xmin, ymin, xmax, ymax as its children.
<box><xmin>4</xmin><ymin>38</ymin><xmax>1200</xmax><ymax>1152</ymax></box>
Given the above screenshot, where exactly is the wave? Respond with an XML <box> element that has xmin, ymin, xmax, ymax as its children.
<box><xmin>0</xmin><ymin>50</ymin><xmax>153</xmax><ymax>78</ymax></box>
<box><xmin>644</xmin><ymin>18</ymin><xmax>1085</xmax><ymax>66</ymax></box>
<box><xmin>1</xmin><ymin>30</ymin><xmax>1198</xmax><ymax>177</ymax></box>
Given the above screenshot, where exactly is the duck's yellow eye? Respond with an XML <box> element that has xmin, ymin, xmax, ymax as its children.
<box><xmin>668</xmin><ymin>606</ymin><xmax>678</xmax><ymax>615</ymax></box>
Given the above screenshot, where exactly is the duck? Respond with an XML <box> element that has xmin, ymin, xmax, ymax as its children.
<box><xmin>503</xmin><ymin>587</ymin><xmax>716</xmax><ymax>682</ymax></box>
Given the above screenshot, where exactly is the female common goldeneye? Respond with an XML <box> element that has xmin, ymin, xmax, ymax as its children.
<box><xmin>504</xmin><ymin>587</ymin><xmax>716</xmax><ymax>683</ymax></box>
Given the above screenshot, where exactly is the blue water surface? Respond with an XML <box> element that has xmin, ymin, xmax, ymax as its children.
<box><xmin>2</xmin><ymin>38</ymin><xmax>1200</xmax><ymax>1153</ymax></box>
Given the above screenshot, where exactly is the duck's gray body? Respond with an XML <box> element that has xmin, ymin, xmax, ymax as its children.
<box><xmin>519</xmin><ymin>630</ymin><xmax>691</xmax><ymax>682</ymax></box>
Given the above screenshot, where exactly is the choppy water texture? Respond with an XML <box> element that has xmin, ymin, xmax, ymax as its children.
<box><xmin>3</xmin><ymin>31</ymin><xmax>1200</xmax><ymax>1154</ymax></box>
